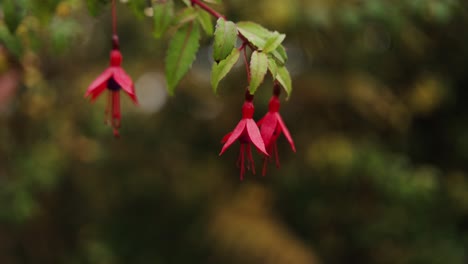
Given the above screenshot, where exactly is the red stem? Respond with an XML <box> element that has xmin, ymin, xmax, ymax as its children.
<box><xmin>191</xmin><ymin>0</ymin><xmax>254</xmax><ymax>51</ymax></box>
<box><xmin>112</xmin><ymin>0</ymin><xmax>117</xmax><ymax>35</ymax></box>
<box><xmin>191</xmin><ymin>0</ymin><xmax>225</xmax><ymax>19</ymax></box>
<box><xmin>191</xmin><ymin>0</ymin><xmax>254</xmax><ymax>84</ymax></box>
<box><xmin>242</xmin><ymin>46</ymin><xmax>251</xmax><ymax>83</ymax></box>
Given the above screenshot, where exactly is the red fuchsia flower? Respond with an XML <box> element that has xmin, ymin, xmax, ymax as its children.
<box><xmin>85</xmin><ymin>36</ymin><xmax>137</xmax><ymax>137</ymax></box>
<box><xmin>220</xmin><ymin>92</ymin><xmax>269</xmax><ymax>180</ymax></box>
<box><xmin>258</xmin><ymin>83</ymin><xmax>296</xmax><ymax>175</ymax></box>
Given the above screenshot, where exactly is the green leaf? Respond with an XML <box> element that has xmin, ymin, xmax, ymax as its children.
<box><xmin>211</xmin><ymin>48</ymin><xmax>240</xmax><ymax>93</ymax></box>
<box><xmin>249</xmin><ymin>51</ymin><xmax>268</xmax><ymax>94</ymax></box>
<box><xmin>267</xmin><ymin>56</ymin><xmax>278</xmax><ymax>79</ymax></box>
<box><xmin>2</xmin><ymin>0</ymin><xmax>24</xmax><ymax>33</ymax></box>
<box><xmin>0</xmin><ymin>24</ymin><xmax>23</xmax><ymax>57</ymax></box>
<box><xmin>86</xmin><ymin>0</ymin><xmax>109</xmax><ymax>16</ymax></box>
<box><xmin>237</xmin><ymin>21</ymin><xmax>271</xmax><ymax>38</ymax></box>
<box><xmin>204</xmin><ymin>0</ymin><xmax>222</xmax><ymax>4</ymax></box>
<box><xmin>181</xmin><ymin>0</ymin><xmax>191</xmax><ymax>6</ymax></box>
<box><xmin>213</xmin><ymin>18</ymin><xmax>237</xmax><ymax>62</ymax></box>
<box><xmin>263</xmin><ymin>31</ymin><xmax>286</xmax><ymax>53</ymax></box>
<box><xmin>153</xmin><ymin>0</ymin><xmax>174</xmax><ymax>38</ymax></box>
<box><xmin>197</xmin><ymin>8</ymin><xmax>214</xmax><ymax>36</ymax></box>
<box><xmin>50</xmin><ymin>18</ymin><xmax>81</xmax><ymax>54</ymax></box>
<box><xmin>128</xmin><ymin>0</ymin><xmax>147</xmax><ymax>19</ymax></box>
<box><xmin>236</xmin><ymin>21</ymin><xmax>272</xmax><ymax>49</ymax></box>
<box><xmin>276</xmin><ymin>65</ymin><xmax>292</xmax><ymax>97</ymax></box>
<box><xmin>165</xmin><ymin>22</ymin><xmax>201</xmax><ymax>95</ymax></box>
<box><xmin>271</xmin><ymin>44</ymin><xmax>288</xmax><ymax>65</ymax></box>
<box><xmin>175</xmin><ymin>7</ymin><xmax>198</xmax><ymax>26</ymax></box>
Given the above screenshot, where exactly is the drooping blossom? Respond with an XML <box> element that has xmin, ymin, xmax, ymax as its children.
<box><xmin>220</xmin><ymin>92</ymin><xmax>269</xmax><ymax>180</ymax></box>
<box><xmin>258</xmin><ymin>82</ymin><xmax>296</xmax><ymax>175</ymax></box>
<box><xmin>85</xmin><ymin>35</ymin><xmax>137</xmax><ymax>137</ymax></box>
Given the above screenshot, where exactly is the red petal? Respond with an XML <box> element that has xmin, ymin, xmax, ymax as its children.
<box><xmin>113</xmin><ymin>67</ymin><xmax>137</xmax><ymax>103</ymax></box>
<box><xmin>259</xmin><ymin>113</ymin><xmax>277</xmax><ymax>148</ymax></box>
<box><xmin>257</xmin><ymin>116</ymin><xmax>264</xmax><ymax>126</ymax></box>
<box><xmin>221</xmin><ymin>132</ymin><xmax>232</xmax><ymax>143</ymax></box>
<box><xmin>219</xmin><ymin>120</ymin><xmax>247</xmax><ymax>155</ymax></box>
<box><xmin>85</xmin><ymin>68</ymin><xmax>113</xmax><ymax>100</ymax></box>
<box><xmin>246</xmin><ymin>119</ymin><xmax>268</xmax><ymax>156</ymax></box>
<box><xmin>276</xmin><ymin>113</ymin><xmax>296</xmax><ymax>152</ymax></box>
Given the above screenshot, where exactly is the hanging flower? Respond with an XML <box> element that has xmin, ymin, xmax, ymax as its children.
<box><xmin>220</xmin><ymin>93</ymin><xmax>269</xmax><ymax>180</ymax></box>
<box><xmin>85</xmin><ymin>35</ymin><xmax>137</xmax><ymax>137</ymax></box>
<box><xmin>258</xmin><ymin>83</ymin><xmax>296</xmax><ymax>175</ymax></box>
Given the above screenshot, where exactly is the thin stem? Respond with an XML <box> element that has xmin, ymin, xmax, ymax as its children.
<box><xmin>112</xmin><ymin>0</ymin><xmax>117</xmax><ymax>35</ymax></box>
<box><xmin>191</xmin><ymin>0</ymin><xmax>254</xmax><ymax>50</ymax></box>
<box><xmin>242</xmin><ymin>46</ymin><xmax>251</xmax><ymax>83</ymax></box>
<box><xmin>191</xmin><ymin>0</ymin><xmax>225</xmax><ymax>19</ymax></box>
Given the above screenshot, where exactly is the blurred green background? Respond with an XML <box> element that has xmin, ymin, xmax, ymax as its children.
<box><xmin>2</xmin><ymin>0</ymin><xmax>468</xmax><ymax>263</ymax></box>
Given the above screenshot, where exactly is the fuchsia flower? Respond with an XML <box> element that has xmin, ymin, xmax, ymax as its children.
<box><xmin>85</xmin><ymin>36</ymin><xmax>137</xmax><ymax>137</ymax></box>
<box><xmin>220</xmin><ymin>93</ymin><xmax>269</xmax><ymax>180</ymax></box>
<box><xmin>258</xmin><ymin>83</ymin><xmax>296</xmax><ymax>175</ymax></box>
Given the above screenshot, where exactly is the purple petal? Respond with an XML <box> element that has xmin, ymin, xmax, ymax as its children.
<box><xmin>219</xmin><ymin>120</ymin><xmax>247</xmax><ymax>155</ymax></box>
<box><xmin>276</xmin><ymin>113</ymin><xmax>296</xmax><ymax>152</ymax></box>
<box><xmin>246</xmin><ymin>119</ymin><xmax>268</xmax><ymax>156</ymax></box>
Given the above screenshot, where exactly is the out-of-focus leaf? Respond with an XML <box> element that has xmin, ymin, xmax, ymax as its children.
<box><xmin>211</xmin><ymin>48</ymin><xmax>240</xmax><ymax>93</ymax></box>
<box><xmin>197</xmin><ymin>8</ymin><xmax>214</xmax><ymax>36</ymax></box>
<box><xmin>50</xmin><ymin>18</ymin><xmax>81</xmax><ymax>53</ymax></box>
<box><xmin>0</xmin><ymin>25</ymin><xmax>23</xmax><ymax>57</ymax></box>
<box><xmin>165</xmin><ymin>22</ymin><xmax>200</xmax><ymax>94</ymax></box>
<box><xmin>128</xmin><ymin>0</ymin><xmax>147</xmax><ymax>19</ymax></box>
<box><xmin>175</xmin><ymin>7</ymin><xmax>198</xmax><ymax>26</ymax></box>
<box><xmin>263</xmin><ymin>31</ymin><xmax>286</xmax><ymax>53</ymax></box>
<box><xmin>86</xmin><ymin>0</ymin><xmax>109</xmax><ymax>16</ymax></box>
<box><xmin>276</xmin><ymin>65</ymin><xmax>292</xmax><ymax>97</ymax></box>
<box><xmin>213</xmin><ymin>18</ymin><xmax>237</xmax><ymax>62</ymax></box>
<box><xmin>249</xmin><ymin>50</ymin><xmax>268</xmax><ymax>94</ymax></box>
<box><xmin>204</xmin><ymin>0</ymin><xmax>222</xmax><ymax>4</ymax></box>
<box><xmin>2</xmin><ymin>0</ymin><xmax>24</xmax><ymax>34</ymax></box>
<box><xmin>153</xmin><ymin>0</ymin><xmax>174</xmax><ymax>38</ymax></box>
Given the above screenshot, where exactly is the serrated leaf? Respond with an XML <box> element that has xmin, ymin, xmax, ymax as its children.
<box><xmin>153</xmin><ymin>0</ymin><xmax>174</xmax><ymax>38</ymax></box>
<box><xmin>276</xmin><ymin>66</ymin><xmax>292</xmax><ymax>97</ymax></box>
<box><xmin>213</xmin><ymin>18</ymin><xmax>237</xmax><ymax>62</ymax></box>
<box><xmin>249</xmin><ymin>51</ymin><xmax>268</xmax><ymax>94</ymax></box>
<box><xmin>211</xmin><ymin>48</ymin><xmax>240</xmax><ymax>93</ymax></box>
<box><xmin>271</xmin><ymin>44</ymin><xmax>287</xmax><ymax>65</ymax></box>
<box><xmin>236</xmin><ymin>21</ymin><xmax>273</xmax><ymax>49</ymax></box>
<box><xmin>197</xmin><ymin>8</ymin><xmax>214</xmax><ymax>36</ymax></box>
<box><xmin>175</xmin><ymin>7</ymin><xmax>198</xmax><ymax>26</ymax></box>
<box><xmin>267</xmin><ymin>57</ymin><xmax>278</xmax><ymax>79</ymax></box>
<box><xmin>263</xmin><ymin>32</ymin><xmax>286</xmax><ymax>53</ymax></box>
<box><xmin>165</xmin><ymin>22</ymin><xmax>201</xmax><ymax>95</ymax></box>
<box><xmin>237</xmin><ymin>21</ymin><xmax>271</xmax><ymax>38</ymax></box>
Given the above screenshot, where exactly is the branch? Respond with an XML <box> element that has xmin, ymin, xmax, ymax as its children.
<box><xmin>191</xmin><ymin>0</ymin><xmax>254</xmax><ymax>50</ymax></box>
<box><xmin>191</xmin><ymin>0</ymin><xmax>225</xmax><ymax>20</ymax></box>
